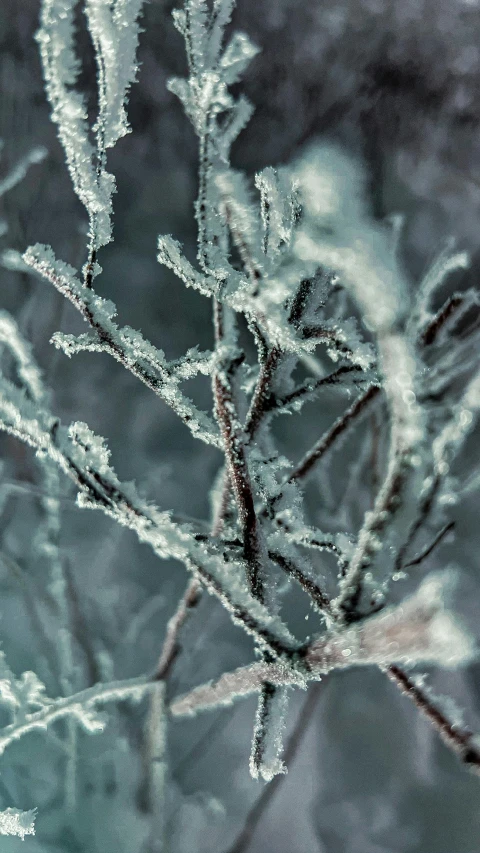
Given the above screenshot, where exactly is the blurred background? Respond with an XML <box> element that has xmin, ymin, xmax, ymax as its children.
<box><xmin>0</xmin><ymin>0</ymin><xmax>479</xmax><ymax>850</ymax></box>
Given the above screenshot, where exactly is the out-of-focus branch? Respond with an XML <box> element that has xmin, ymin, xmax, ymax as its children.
<box><xmin>387</xmin><ymin>666</ymin><xmax>480</xmax><ymax>774</ymax></box>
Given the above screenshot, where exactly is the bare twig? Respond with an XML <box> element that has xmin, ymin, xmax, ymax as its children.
<box><xmin>271</xmin><ymin>364</ymin><xmax>367</xmax><ymax>414</ymax></box>
<box><xmin>387</xmin><ymin>666</ymin><xmax>480</xmax><ymax>774</ymax></box>
<box><xmin>153</xmin><ymin>580</ymin><xmax>202</xmax><ymax>682</ymax></box>
<box><xmin>403</xmin><ymin>522</ymin><xmax>455</xmax><ymax>569</ymax></box>
<box><xmin>268</xmin><ymin>551</ymin><xmax>333</xmax><ymax>617</ymax></box>
<box><xmin>421</xmin><ymin>292</ymin><xmax>476</xmax><ymax>347</ymax></box>
<box><xmin>288</xmin><ymin>384</ymin><xmax>380</xmax><ymax>484</ymax></box>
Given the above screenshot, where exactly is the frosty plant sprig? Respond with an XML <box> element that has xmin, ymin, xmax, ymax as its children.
<box><xmin>0</xmin><ymin>0</ymin><xmax>478</xmax><ymax>840</ymax></box>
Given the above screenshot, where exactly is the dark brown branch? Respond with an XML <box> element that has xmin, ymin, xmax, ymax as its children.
<box><xmin>153</xmin><ymin>579</ymin><xmax>202</xmax><ymax>682</ymax></box>
<box><xmin>394</xmin><ymin>474</ymin><xmax>441</xmax><ymax>573</ymax></box>
<box><xmin>138</xmin><ymin>578</ymin><xmax>202</xmax><ymax>813</ymax></box>
<box><xmin>212</xmin><ymin>301</ymin><xmax>264</xmax><ymax>602</ymax></box>
<box><xmin>387</xmin><ymin>666</ymin><xmax>480</xmax><ymax>774</ymax></box>
<box><xmin>339</xmin><ymin>455</ymin><xmax>411</xmax><ymax>622</ymax></box>
<box><xmin>271</xmin><ymin>364</ymin><xmax>366</xmax><ymax>414</ymax></box>
<box><xmin>250</xmin><ymin>677</ymin><xmax>277</xmax><ymax>777</ymax></box>
<box><xmin>245</xmin><ymin>347</ymin><xmax>282</xmax><ymax>439</ymax></box>
<box><xmin>403</xmin><ymin>522</ymin><xmax>455</xmax><ymax>569</ymax></box>
<box><xmin>288</xmin><ymin>276</ymin><xmax>316</xmax><ymax>328</ymax></box>
<box><xmin>288</xmin><ymin>384</ymin><xmax>380</xmax><ymax>484</ymax></box>
<box><xmin>83</xmin><ymin>247</ymin><xmax>96</xmax><ymax>290</ymax></box>
<box><xmin>268</xmin><ymin>551</ymin><xmax>333</xmax><ymax>617</ymax></box>
<box><xmin>421</xmin><ymin>293</ymin><xmax>466</xmax><ymax>347</ymax></box>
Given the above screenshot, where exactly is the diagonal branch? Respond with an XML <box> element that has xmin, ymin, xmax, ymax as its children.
<box><xmin>23</xmin><ymin>245</ymin><xmax>220</xmax><ymax>448</ymax></box>
<box><xmin>287</xmin><ymin>384</ymin><xmax>380</xmax><ymax>485</ymax></box>
<box><xmin>387</xmin><ymin>666</ymin><xmax>480</xmax><ymax>774</ymax></box>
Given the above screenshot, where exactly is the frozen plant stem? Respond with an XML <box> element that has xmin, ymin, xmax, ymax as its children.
<box><xmin>0</xmin><ymin>0</ymin><xmax>478</xmax><ymax>840</ymax></box>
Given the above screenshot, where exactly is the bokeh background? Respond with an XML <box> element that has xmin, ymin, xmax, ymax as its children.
<box><xmin>0</xmin><ymin>1</ymin><xmax>479</xmax><ymax>851</ymax></box>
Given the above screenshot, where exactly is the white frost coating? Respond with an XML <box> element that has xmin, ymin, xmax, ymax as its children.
<box><xmin>168</xmin><ymin>2</ymin><xmax>258</xmax><ymax>133</ymax></box>
<box><xmin>0</xmin><ymin>369</ymin><xmax>297</xmax><ymax>654</ymax></box>
<box><xmin>85</xmin><ymin>0</ymin><xmax>145</xmax><ymax>149</ymax></box>
<box><xmin>166</xmin><ymin>0</ymin><xmax>259</xmax><ymax>278</ymax></box>
<box><xmin>0</xmin><ymin>675</ymin><xmax>155</xmax><ymax>758</ymax></box>
<box><xmin>0</xmin><ymin>652</ymin><xmax>52</xmax><ymax>717</ymax></box>
<box><xmin>157</xmin><ymin>236</ymin><xmax>217</xmax><ymax>298</ymax></box>
<box><xmin>380</xmin><ymin>331</ymin><xmax>423</xmax><ymax>449</ymax></box>
<box><xmin>220</xmin><ymin>31</ymin><xmax>260</xmax><ymax>85</ymax></box>
<box><xmin>172</xmin><ymin>572</ymin><xmax>476</xmax><ymax>718</ymax></box>
<box><xmin>36</xmin><ymin>0</ymin><xmax>114</xmax><ymax>247</ymax></box>
<box><xmin>250</xmin><ymin>686</ymin><xmax>289</xmax><ymax>781</ymax></box>
<box><xmin>254</xmin><ymin>166</ymin><xmax>298</xmax><ymax>261</ymax></box>
<box><xmin>157</xmin><ymin>232</ymin><xmax>343</xmax><ymax>358</ymax></box>
<box><xmin>217</xmin><ymin>95</ymin><xmax>254</xmax><ymax>164</ymax></box>
<box><xmin>413</xmin><ymin>241</ymin><xmax>470</xmax><ymax>330</ymax></box>
<box><xmin>37</xmin><ymin>0</ymin><xmax>144</xmax><ymax>253</ymax></box>
<box><xmin>314</xmin><ymin>572</ymin><xmax>476</xmax><ymax>670</ymax></box>
<box><xmin>0</xmin><ymin>312</ymin><xmax>46</xmax><ymax>404</ymax></box>
<box><xmin>291</xmin><ymin>143</ymin><xmax>406</xmax><ymax>333</ymax></box>
<box><xmin>215</xmin><ymin>170</ymin><xmax>263</xmax><ymax>277</ymax></box>
<box><xmin>170</xmin><ymin>662</ymin><xmax>307</xmax><ymax>718</ymax></box>
<box><xmin>0</xmin><ymin>808</ymin><xmax>36</xmax><ymax>839</ymax></box>
<box><xmin>69</xmin><ymin>421</ymin><xmax>112</xmax><ymax>476</ymax></box>
<box><xmin>23</xmin><ymin>243</ymin><xmax>221</xmax><ymax>447</ymax></box>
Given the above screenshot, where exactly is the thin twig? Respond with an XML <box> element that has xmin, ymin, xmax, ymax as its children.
<box><xmin>394</xmin><ymin>475</ymin><xmax>441</xmax><ymax>574</ymax></box>
<box><xmin>212</xmin><ymin>300</ymin><xmax>264</xmax><ymax>602</ymax></box>
<box><xmin>403</xmin><ymin>522</ymin><xmax>455</xmax><ymax>569</ymax></box>
<box><xmin>421</xmin><ymin>293</ymin><xmax>468</xmax><ymax>347</ymax></box>
<box><xmin>24</xmin><ymin>251</ymin><xmax>220</xmax><ymax>448</ymax></box>
<box><xmin>271</xmin><ymin>364</ymin><xmax>367</xmax><ymax>413</ymax></box>
<box><xmin>288</xmin><ymin>384</ymin><xmax>380</xmax><ymax>484</ymax></box>
<box><xmin>268</xmin><ymin>551</ymin><xmax>333</xmax><ymax>617</ymax></box>
<box><xmin>153</xmin><ymin>579</ymin><xmax>202</xmax><ymax>682</ymax></box>
<box><xmin>387</xmin><ymin>666</ymin><xmax>480</xmax><ymax>774</ymax></box>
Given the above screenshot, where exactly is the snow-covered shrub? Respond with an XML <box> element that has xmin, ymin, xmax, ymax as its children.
<box><xmin>0</xmin><ymin>0</ymin><xmax>479</xmax><ymax>849</ymax></box>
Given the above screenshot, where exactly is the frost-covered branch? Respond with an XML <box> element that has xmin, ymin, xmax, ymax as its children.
<box><xmin>23</xmin><ymin>244</ymin><xmax>220</xmax><ymax>447</ymax></box>
<box><xmin>212</xmin><ymin>301</ymin><xmax>265</xmax><ymax>601</ymax></box>
<box><xmin>1</xmin><ymin>0</ymin><xmax>478</xmax><ymax>830</ymax></box>
<box><xmin>36</xmin><ymin>0</ymin><xmax>145</xmax><ymax>274</ymax></box>
<box><xmin>0</xmin><ymin>673</ymin><xmax>155</xmax><ymax>758</ymax></box>
<box><xmin>171</xmin><ymin>572</ymin><xmax>476</xmax><ymax>717</ymax></box>
<box><xmin>0</xmin><ymin>365</ymin><xmax>299</xmax><ymax>660</ymax></box>
<box><xmin>287</xmin><ymin>383</ymin><xmax>380</xmax><ymax>485</ymax></box>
